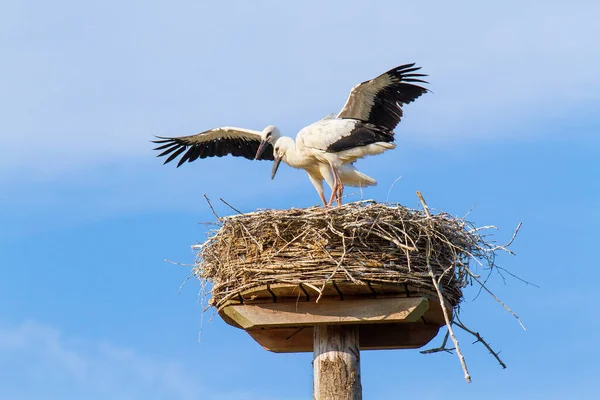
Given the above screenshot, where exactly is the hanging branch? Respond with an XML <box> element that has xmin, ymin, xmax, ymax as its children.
<box><xmin>419</xmin><ymin>191</ymin><xmax>471</xmax><ymax>383</ymax></box>
<box><xmin>420</xmin><ymin>329</ymin><xmax>454</xmax><ymax>354</ymax></box>
<box><xmin>454</xmin><ymin>316</ymin><xmax>507</xmax><ymax>369</ymax></box>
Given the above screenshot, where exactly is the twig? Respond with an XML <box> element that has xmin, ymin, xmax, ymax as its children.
<box><xmin>462</xmin><ymin>204</ymin><xmax>476</xmax><ymax>219</ymax></box>
<box><xmin>417</xmin><ymin>191</ymin><xmax>471</xmax><ymax>382</ymax></box>
<box><xmin>219</xmin><ymin>198</ymin><xmax>243</xmax><ymax>214</ymax></box>
<box><xmin>473</xmin><ymin>267</ymin><xmax>495</xmax><ymax>301</ymax></box>
<box><xmin>177</xmin><ymin>273</ymin><xmax>195</xmax><ymax>294</ymax></box>
<box><xmin>203</xmin><ymin>194</ymin><xmax>221</xmax><ymax>220</ymax></box>
<box><xmin>471</xmin><ymin>274</ymin><xmax>527</xmax><ymax>331</ymax></box>
<box><xmin>301</xmin><ymin>282</ymin><xmax>323</xmax><ymax>297</ymax></box>
<box><xmin>504</xmin><ymin>222</ymin><xmax>522</xmax><ymax>248</ymax></box>
<box><xmin>420</xmin><ymin>329</ymin><xmax>454</xmax><ymax>354</ymax></box>
<box><xmin>317</xmin><ymin>235</ymin><xmax>359</xmax><ymax>302</ymax></box>
<box><xmin>454</xmin><ymin>317</ymin><xmax>506</xmax><ymax>369</ymax></box>
<box><xmin>496</xmin><ymin>266</ymin><xmax>540</xmax><ymax>288</ymax></box>
<box><xmin>386</xmin><ymin>175</ymin><xmax>403</xmax><ymax>202</ymax></box>
<box><xmin>427</xmin><ymin>239</ymin><xmax>471</xmax><ymax>383</ymax></box>
<box><xmin>416</xmin><ymin>191</ymin><xmax>431</xmax><ymax>218</ymax></box>
<box><xmin>164</xmin><ymin>259</ymin><xmax>194</xmax><ymax>267</ymax></box>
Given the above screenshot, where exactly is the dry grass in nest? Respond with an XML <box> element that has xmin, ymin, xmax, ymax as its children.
<box><xmin>192</xmin><ymin>196</ymin><xmax>523</xmax><ymax>382</ymax></box>
<box><xmin>197</xmin><ymin>200</ymin><xmax>502</xmax><ymax>308</ymax></box>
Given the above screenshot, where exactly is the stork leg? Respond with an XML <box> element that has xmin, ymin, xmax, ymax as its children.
<box><xmin>327</xmin><ymin>165</ymin><xmax>343</xmax><ymax>207</ymax></box>
<box><xmin>307</xmin><ymin>171</ymin><xmax>328</xmax><ymax>207</ymax></box>
<box><xmin>319</xmin><ymin>192</ymin><xmax>328</xmax><ymax>207</ymax></box>
<box><xmin>337</xmin><ymin>183</ymin><xmax>344</xmax><ymax>206</ymax></box>
<box><xmin>327</xmin><ymin>188</ymin><xmax>336</xmax><ymax>207</ymax></box>
<box><xmin>327</xmin><ymin>173</ymin><xmax>337</xmax><ymax>207</ymax></box>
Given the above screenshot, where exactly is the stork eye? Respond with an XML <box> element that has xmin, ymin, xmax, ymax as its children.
<box><xmin>266</xmin><ymin>132</ymin><xmax>271</xmax><ymax>137</ymax></box>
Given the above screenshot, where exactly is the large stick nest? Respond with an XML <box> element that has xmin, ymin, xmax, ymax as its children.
<box><xmin>195</xmin><ymin>200</ymin><xmax>507</xmax><ymax>310</ymax></box>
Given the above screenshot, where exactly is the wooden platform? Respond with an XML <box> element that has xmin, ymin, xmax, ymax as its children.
<box><xmin>218</xmin><ymin>282</ymin><xmax>449</xmax><ymax>353</ymax></box>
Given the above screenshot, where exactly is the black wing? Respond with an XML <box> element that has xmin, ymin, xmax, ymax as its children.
<box><xmin>326</xmin><ymin>122</ymin><xmax>394</xmax><ymax>153</ymax></box>
<box><xmin>152</xmin><ymin>127</ymin><xmax>274</xmax><ymax>167</ymax></box>
<box><xmin>336</xmin><ymin>63</ymin><xmax>428</xmax><ymax>131</ymax></box>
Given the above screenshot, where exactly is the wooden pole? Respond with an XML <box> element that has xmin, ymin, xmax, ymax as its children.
<box><xmin>313</xmin><ymin>325</ymin><xmax>362</xmax><ymax>400</ymax></box>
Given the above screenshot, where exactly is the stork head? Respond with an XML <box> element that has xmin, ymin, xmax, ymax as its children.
<box><xmin>254</xmin><ymin>125</ymin><xmax>281</xmax><ymax>160</ymax></box>
<box><xmin>270</xmin><ymin>137</ymin><xmax>293</xmax><ymax>180</ymax></box>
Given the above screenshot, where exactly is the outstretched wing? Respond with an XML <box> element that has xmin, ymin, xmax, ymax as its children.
<box><xmin>336</xmin><ymin>63</ymin><xmax>428</xmax><ymax>131</ymax></box>
<box><xmin>152</xmin><ymin>127</ymin><xmax>274</xmax><ymax>167</ymax></box>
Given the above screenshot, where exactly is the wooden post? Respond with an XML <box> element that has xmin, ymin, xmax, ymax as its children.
<box><xmin>313</xmin><ymin>325</ymin><xmax>362</xmax><ymax>400</ymax></box>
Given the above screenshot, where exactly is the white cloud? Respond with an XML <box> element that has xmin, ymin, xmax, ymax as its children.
<box><xmin>0</xmin><ymin>320</ymin><xmax>307</xmax><ymax>400</ymax></box>
<box><xmin>0</xmin><ymin>320</ymin><xmax>202</xmax><ymax>400</ymax></box>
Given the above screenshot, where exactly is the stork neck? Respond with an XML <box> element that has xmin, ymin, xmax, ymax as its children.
<box><xmin>278</xmin><ymin>138</ymin><xmax>306</xmax><ymax>169</ymax></box>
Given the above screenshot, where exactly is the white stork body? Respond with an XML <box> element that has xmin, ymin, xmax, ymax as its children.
<box><xmin>267</xmin><ymin>119</ymin><xmax>400</xmax><ymax>205</ymax></box>
<box><xmin>276</xmin><ymin>133</ymin><xmax>377</xmax><ymax>205</ymax></box>
<box><xmin>153</xmin><ymin>63</ymin><xmax>428</xmax><ymax>206</ymax></box>
<box><xmin>299</xmin><ymin>119</ymin><xmax>397</xmax><ymax>165</ymax></box>
<box><xmin>271</xmin><ymin>119</ymin><xmax>388</xmax><ymax>205</ymax></box>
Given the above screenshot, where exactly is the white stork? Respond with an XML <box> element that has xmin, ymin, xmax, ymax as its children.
<box><xmin>153</xmin><ymin>63</ymin><xmax>428</xmax><ymax>206</ymax></box>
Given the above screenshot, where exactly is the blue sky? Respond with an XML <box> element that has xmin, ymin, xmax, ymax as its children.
<box><xmin>1</xmin><ymin>0</ymin><xmax>599</xmax><ymax>398</ymax></box>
